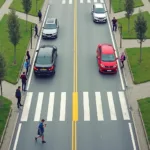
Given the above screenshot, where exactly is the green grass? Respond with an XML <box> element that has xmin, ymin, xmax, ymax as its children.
<box><xmin>0</xmin><ymin>96</ymin><xmax>12</xmax><ymax>139</ymax></box>
<box><xmin>118</xmin><ymin>11</ymin><xmax>150</xmax><ymax>39</ymax></box>
<box><xmin>0</xmin><ymin>0</ymin><xmax>5</xmax><ymax>8</ymax></box>
<box><xmin>112</xmin><ymin>0</ymin><xmax>143</xmax><ymax>13</ymax></box>
<box><xmin>10</xmin><ymin>0</ymin><xmax>44</xmax><ymax>16</ymax></box>
<box><xmin>126</xmin><ymin>47</ymin><xmax>150</xmax><ymax>84</ymax></box>
<box><xmin>0</xmin><ymin>15</ymin><xmax>34</xmax><ymax>84</ymax></box>
<box><xmin>138</xmin><ymin>97</ymin><xmax>150</xmax><ymax>142</ymax></box>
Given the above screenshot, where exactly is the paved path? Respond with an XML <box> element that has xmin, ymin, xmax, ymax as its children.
<box><xmin>105</xmin><ymin>0</ymin><xmax>150</xmax><ymax>149</ymax></box>
<box><xmin>0</xmin><ymin>0</ymin><xmax>49</xmax><ymax>150</ymax></box>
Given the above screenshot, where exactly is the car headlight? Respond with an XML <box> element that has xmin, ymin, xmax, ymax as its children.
<box><xmin>52</xmin><ymin>33</ymin><xmax>57</xmax><ymax>35</ymax></box>
<box><xmin>100</xmin><ymin>64</ymin><xmax>105</xmax><ymax>68</ymax></box>
<box><xmin>42</xmin><ymin>33</ymin><xmax>46</xmax><ymax>35</ymax></box>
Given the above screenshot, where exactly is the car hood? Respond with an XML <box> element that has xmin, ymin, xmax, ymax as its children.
<box><xmin>101</xmin><ymin>61</ymin><xmax>117</xmax><ymax>66</ymax></box>
<box><xmin>94</xmin><ymin>13</ymin><xmax>106</xmax><ymax>18</ymax></box>
<box><xmin>42</xmin><ymin>28</ymin><xmax>57</xmax><ymax>34</ymax></box>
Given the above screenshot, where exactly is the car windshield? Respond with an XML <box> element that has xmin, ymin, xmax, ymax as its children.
<box><xmin>36</xmin><ymin>55</ymin><xmax>52</xmax><ymax>65</ymax></box>
<box><xmin>102</xmin><ymin>54</ymin><xmax>115</xmax><ymax>62</ymax></box>
<box><xmin>94</xmin><ymin>7</ymin><xmax>105</xmax><ymax>13</ymax></box>
<box><xmin>44</xmin><ymin>23</ymin><xmax>56</xmax><ymax>29</ymax></box>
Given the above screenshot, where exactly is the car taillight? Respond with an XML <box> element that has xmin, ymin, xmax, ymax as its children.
<box><xmin>34</xmin><ymin>66</ymin><xmax>38</xmax><ymax>71</ymax></box>
<box><xmin>48</xmin><ymin>66</ymin><xmax>54</xmax><ymax>71</ymax></box>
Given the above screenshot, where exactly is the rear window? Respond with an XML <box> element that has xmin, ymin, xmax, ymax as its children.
<box><xmin>102</xmin><ymin>54</ymin><xmax>115</xmax><ymax>62</ymax></box>
<box><xmin>36</xmin><ymin>55</ymin><xmax>52</xmax><ymax>65</ymax></box>
<box><xmin>44</xmin><ymin>23</ymin><xmax>56</xmax><ymax>29</ymax></box>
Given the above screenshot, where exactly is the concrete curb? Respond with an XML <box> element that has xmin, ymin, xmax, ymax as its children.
<box><xmin>138</xmin><ymin>107</ymin><xmax>150</xmax><ymax>150</ymax></box>
<box><xmin>0</xmin><ymin>108</ymin><xmax>12</xmax><ymax>149</ymax></box>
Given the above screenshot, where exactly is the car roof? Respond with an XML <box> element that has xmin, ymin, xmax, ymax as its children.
<box><xmin>101</xmin><ymin>44</ymin><xmax>114</xmax><ymax>54</ymax></box>
<box><xmin>38</xmin><ymin>46</ymin><xmax>53</xmax><ymax>56</ymax></box>
<box><xmin>94</xmin><ymin>3</ymin><xmax>104</xmax><ymax>8</ymax></box>
<box><xmin>46</xmin><ymin>18</ymin><xmax>56</xmax><ymax>24</ymax></box>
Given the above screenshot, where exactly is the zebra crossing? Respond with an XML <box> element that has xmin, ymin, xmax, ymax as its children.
<box><xmin>20</xmin><ymin>91</ymin><xmax>130</xmax><ymax>122</ymax></box>
<box><xmin>61</xmin><ymin>0</ymin><xmax>104</xmax><ymax>4</ymax></box>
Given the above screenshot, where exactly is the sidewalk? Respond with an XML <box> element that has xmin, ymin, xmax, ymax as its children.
<box><xmin>105</xmin><ymin>0</ymin><xmax>150</xmax><ymax>149</ymax></box>
<box><xmin>0</xmin><ymin>0</ymin><xmax>49</xmax><ymax>149</ymax></box>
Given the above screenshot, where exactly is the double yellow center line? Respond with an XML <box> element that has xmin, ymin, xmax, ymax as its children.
<box><xmin>72</xmin><ymin>0</ymin><xmax>78</xmax><ymax>150</ymax></box>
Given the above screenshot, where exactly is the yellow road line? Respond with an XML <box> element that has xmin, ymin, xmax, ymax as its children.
<box><xmin>72</xmin><ymin>92</ymin><xmax>78</xmax><ymax>121</ymax></box>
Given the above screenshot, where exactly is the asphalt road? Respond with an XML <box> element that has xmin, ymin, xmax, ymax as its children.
<box><xmin>9</xmin><ymin>0</ymin><xmax>140</xmax><ymax>150</ymax></box>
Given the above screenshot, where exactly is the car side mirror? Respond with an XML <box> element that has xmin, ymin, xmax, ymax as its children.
<box><xmin>36</xmin><ymin>50</ymin><xmax>39</xmax><ymax>52</ymax></box>
<box><xmin>116</xmin><ymin>57</ymin><xmax>118</xmax><ymax>60</ymax></box>
<box><xmin>97</xmin><ymin>56</ymin><xmax>100</xmax><ymax>59</ymax></box>
<box><xmin>105</xmin><ymin>10</ymin><xmax>107</xmax><ymax>12</ymax></box>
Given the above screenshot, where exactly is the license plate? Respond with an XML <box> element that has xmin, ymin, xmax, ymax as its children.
<box><xmin>40</xmin><ymin>69</ymin><xmax>46</xmax><ymax>71</ymax></box>
<box><xmin>107</xmin><ymin>70</ymin><xmax>111</xmax><ymax>72</ymax></box>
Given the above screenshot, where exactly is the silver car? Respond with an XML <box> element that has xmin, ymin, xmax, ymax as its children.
<box><xmin>42</xmin><ymin>18</ymin><xmax>59</xmax><ymax>39</ymax></box>
<box><xmin>91</xmin><ymin>3</ymin><xmax>107</xmax><ymax>23</ymax></box>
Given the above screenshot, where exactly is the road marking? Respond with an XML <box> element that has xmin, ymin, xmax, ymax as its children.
<box><xmin>94</xmin><ymin>0</ymin><xmax>97</xmax><ymax>3</ymax></box>
<box><xmin>47</xmin><ymin>92</ymin><xmax>55</xmax><ymax>121</ymax></box>
<box><xmin>103</xmin><ymin>3</ymin><xmax>125</xmax><ymax>90</ymax></box>
<box><xmin>95</xmin><ymin>92</ymin><xmax>104</xmax><ymax>121</ymax></box>
<box><xmin>83</xmin><ymin>92</ymin><xmax>90</xmax><ymax>121</ymax></box>
<box><xmin>80</xmin><ymin>0</ymin><xmax>83</xmax><ymax>3</ymax></box>
<box><xmin>21</xmin><ymin>92</ymin><xmax>33</xmax><ymax>121</ymax></box>
<box><xmin>107</xmin><ymin>92</ymin><xmax>117</xmax><ymax>120</ymax></box>
<box><xmin>26</xmin><ymin>5</ymin><xmax>50</xmax><ymax>90</ymax></box>
<box><xmin>13</xmin><ymin>123</ymin><xmax>22</xmax><ymax>150</ymax></box>
<box><xmin>129</xmin><ymin>123</ymin><xmax>137</xmax><ymax>150</ymax></box>
<box><xmin>118</xmin><ymin>91</ymin><xmax>130</xmax><ymax>120</ymax></box>
<box><xmin>59</xmin><ymin>92</ymin><xmax>66</xmax><ymax>121</ymax></box>
<box><xmin>62</xmin><ymin>0</ymin><xmax>66</xmax><ymax>4</ymax></box>
<box><xmin>69</xmin><ymin>0</ymin><xmax>72</xmax><ymax>4</ymax></box>
<box><xmin>34</xmin><ymin>92</ymin><xmax>44</xmax><ymax>121</ymax></box>
<box><xmin>87</xmin><ymin>0</ymin><xmax>91</xmax><ymax>3</ymax></box>
<box><xmin>72</xmin><ymin>92</ymin><xmax>78</xmax><ymax>121</ymax></box>
<box><xmin>100</xmin><ymin>0</ymin><xmax>104</xmax><ymax>3</ymax></box>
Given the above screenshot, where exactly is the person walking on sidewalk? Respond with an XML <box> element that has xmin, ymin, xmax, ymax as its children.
<box><xmin>38</xmin><ymin>10</ymin><xmax>42</xmax><ymax>22</ymax></box>
<box><xmin>35</xmin><ymin>119</ymin><xmax>46</xmax><ymax>143</ymax></box>
<box><xmin>26</xmin><ymin>51</ymin><xmax>30</xmax><ymax>64</ymax></box>
<box><xmin>24</xmin><ymin>59</ymin><xmax>30</xmax><ymax>75</ymax></box>
<box><xmin>120</xmin><ymin>52</ymin><xmax>126</xmax><ymax>68</ymax></box>
<box><xmin>15</xmin><ymin>86</ymin><xmax>23</xmax><ymax>109</ymax></box>
<box><xmin>34</xmin><ymin>24</ymin><xmax>39</xmax><ymax>38</ymax></box>
<box><xmin>112</xmin><ymin>17</ymin><xmax>117</xmax><ymax>31</ymax></box>
<box><xmin>20</xmin><ymin>72</ymin><xmax>27</xmax><ymax>91</ymax></box>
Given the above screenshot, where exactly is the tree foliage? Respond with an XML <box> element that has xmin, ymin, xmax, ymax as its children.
<box><xmin>124</xmin><ymin>0</ymin><xmax>134</xmax><ymax>32</ymax></box>
<box><xmin>22</xmin><ymin>0</ymin><xmax>32</xmax><ymax>31</ymax></box>
<box><xmin>0</xmin><ymin>52</ymin><xmax>6</xmax><ymax>96</ymax></box>
<box><xmin>7</xmin><ymin>9</ymin><xmax>21</xmax><ymax>64</ymax></box>
<box><xmin>134</xmin><ymin>10</ymin><xmax>147</xmax><ymax>63</ymax></box>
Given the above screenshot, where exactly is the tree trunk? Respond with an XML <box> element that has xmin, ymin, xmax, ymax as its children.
<box><xmin>14</xmin><ymin>45</ymin><xmax>16</xmax><ymax>64</ymax></box>
<box><xmin>26</xmin><ymin>14</ymin><xmax>28</xmax><ymax>32</ymax></box>
<box><xmin>139</xmin><ymin>41</ymin><xmax>142</xmax><ymax>63</ymax></box>
<box><xmin>0</xmin><ymin>80</ymin><xmax>2</xmax><ymax>96</ymax></box>
<box><xmin>128</xmin><ymin>17</ymin><xmax>130</xmax><ymax>33</ymax></box>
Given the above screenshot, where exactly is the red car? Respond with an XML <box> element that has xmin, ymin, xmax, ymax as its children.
<box><xmin>96</xmin><ymin>44</ymin><xmax>118</xmax><ymax>73</ymax></box>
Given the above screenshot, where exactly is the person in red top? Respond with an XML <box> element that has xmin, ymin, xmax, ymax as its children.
<box><xmin>20</xmin><ymin>72</ymin><xmax>27</xmax><ymax>91</ymax></box>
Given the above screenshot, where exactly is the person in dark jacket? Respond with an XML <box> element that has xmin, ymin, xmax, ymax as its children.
<box><xmin>38</xmin><ymin>10</ymin><xmax>42</xmax><ymax>22</ymax></box>
<box><xmin>26</xmin><ymin>51</ymin><xmax>30</xmax><ymax>64</ymax></box>
<box><xmin>34</xmin><ymin>24</ymin><xmax>39</xmax><ymax>38</ymax></box>
<box><xmin>15</xmin><ymin>86</ymin><xmax>23</xmax><ymax>109</ymax></box>
<box><xmin>20</xmin><ymin>72</ymin><xmax>27</xmax><ymax>91</ymax></box>
<box><xmin>24</xmin><ymin>59</ymin><xmax>30</xmax><ymax>75</ymax></box>
<box><xmin>112</xmin><ymin>17</ymin><xmax>117</xmax><ymax>31</ymax></box>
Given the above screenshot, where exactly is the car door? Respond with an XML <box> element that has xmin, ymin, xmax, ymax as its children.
<box><xmin>97</xmin><ymin>47</ymin><xmax>101</xmax><ymax>65</ymax></box>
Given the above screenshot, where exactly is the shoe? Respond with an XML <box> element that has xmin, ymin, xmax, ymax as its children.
<box><xmin>20</xmin><ymin>104</ymin><xmax>23</xmax><ymax>106</ymax></box>
<box><xmin>35</xmin><ymin>137</ymin><xmax>37</xmax><ymax>141</ymax></box>
<box><xmin>42</xmin><ymin>141</ymin><xmax>46</xmax><ymax>143</ymax></box>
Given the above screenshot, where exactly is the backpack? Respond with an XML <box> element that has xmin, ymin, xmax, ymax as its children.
<box><xmin>124</xmin><ymin>55</ymin><xmax>126</xmax><ymax>60</ymax></box>
<box><xmin>15</xmin><ymin>89</ymin><xmax>18</xmax><ymax>98</ymax></box>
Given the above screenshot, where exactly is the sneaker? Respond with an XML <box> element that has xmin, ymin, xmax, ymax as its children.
<box><xmin>42</xmin><ymin>141</ymin><xmax>46</xmax><ymax>143</ymax></box>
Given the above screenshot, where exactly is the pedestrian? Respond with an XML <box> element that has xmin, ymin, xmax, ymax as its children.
<box><xmin>120</xmin><ymin>52</ymin><xmax>126</xmax><ymax>68</ymax></box>
<box><xmin>26</xmin><ymin>51</ymin><xmax>30</xmax><ymax>64</ymax></box>
<box><xmin>34</xmin><ymin>24</ymin><xmax>39</xmax><ymax>38</ymax></box>
<box><xmin>20</xmin><ymin>72</ymin><xmax>27</xmax><ymax>91</ymax></box>
<box><xmin>35</xmin><ymin>119</ymin><xmax>46</xmax><ymax>143</ymax></box>
<box><xmin>24</xmin><ymin>59</ymin><xmax>30</xmax><ymax>75</ymax></box>
<box><xmin>38</xmin><ymin>10</ymin><xmax>42</xmax><ymax>22</ymax></box>
<box><xmin>15</xmin><ymin>86</ymin><xmax>23</xmax><ymax>109</ymax></box>
<box><xmin>112</xmin><ymin>17</ymin><xmax>117</xmax><ymax>31</ymax></box>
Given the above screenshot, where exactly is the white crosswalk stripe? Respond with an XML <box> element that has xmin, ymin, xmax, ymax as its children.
<box><xmin>47</xmin><ymin>92</ymin><xmax>55</xmax><ymax>121</ymax></box>
<box><xmin>20</xmin><ymin>91</ymin><xmax>130</xmax><ymax>122</ymax></box>
<box><xmin>94</xmin><ymin>0</ymin><xmax>97</xmax><ymax>3</ymax></box>
<box><xmin>62</xmin><ymin>0</ymin><xmax>66</xmax><ymax>4</ymax></box>
<box><xmin>69</xmin><ymin>0</ymin><xmax>72</xmax><ymax>4</ymax></box>
<box><xmin>107</xmin><ymin>92</ymin><xmax>117</xmax><ymax>120</ymax></box>
<box><xmin>80</xmin><ymin>0</ymin><xmax>83</xmax><ymax>3</ymax></box>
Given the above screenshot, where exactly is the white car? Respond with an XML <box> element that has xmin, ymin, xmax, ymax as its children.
<box><xmin>91</xmin><ymin>3</ymin><xmax>107</xmax><ymax>23</ymax></box>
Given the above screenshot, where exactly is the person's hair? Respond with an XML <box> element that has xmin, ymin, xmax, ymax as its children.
<box><xmin>41</xmin><ymin>119</ymin><xmax>45</xmax><ymax>122</ymax></box>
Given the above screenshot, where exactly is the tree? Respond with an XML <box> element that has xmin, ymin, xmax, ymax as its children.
<box><xmin>22</xmin><ymin>0</ymin><xmax>32</xmax><ymax>31</ymax></box>
<box><xmin>0</xmin><ymin>52</ymin><xmax>6</xmax><ymax>96</ymax></box>
<box><xmin>134</xmin><ymin>10</ymin><xmax>147</xmax><ymax>63</ymax></box>
<box><xmin>8</xmin><ymin>9</ymin><xmax>21</xmax><ymax>64</ymax></box>
<box><xmin>124</xmin><ymin>0</ymin><xmax>134</xmax><ymax>33</ymax></box>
